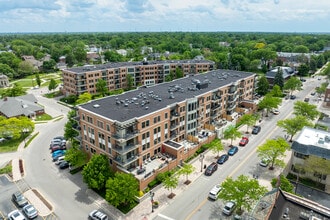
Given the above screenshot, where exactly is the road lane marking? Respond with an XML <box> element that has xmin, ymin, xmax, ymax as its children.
<box><xmin>158</xmin><ymin>213</ymin><xmax>176</xmax><ymax>220</ymax></box>
<box><xmin>185</xmin><ymin>111</ymin><xmax>294</xmax><ymax>220</ymax></box>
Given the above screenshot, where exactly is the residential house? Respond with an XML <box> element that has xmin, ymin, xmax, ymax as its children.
<box><xmin>290</xmin><ymin>126</ymin><xmax>330</xmax><ymax>191</ymax></box>
<box><xmin>265</xmin><ymin>66</ymin><xmax>296</xmax><ymax>87</ymax></box>
<box><xmin>0</xmin><ymin>74</ymin><xmax>9</xmax><ymax>88</ymax></box>
<box><xmin>0</xmin><ymin>94</ymin><xmax>44</xmax><ymax>118</ymax></box>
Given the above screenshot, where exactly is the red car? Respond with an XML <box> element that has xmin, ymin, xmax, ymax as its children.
<box><xmin>239</xmin><ymin>137</ymin><xmax>249</xmax><ymax>146</ymax></box>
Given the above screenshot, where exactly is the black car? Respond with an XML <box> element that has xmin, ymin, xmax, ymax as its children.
<box><xmin>12</xmin><ymin>192</ymin><xmax>28</xmax><ymax>207</ymax></box>
<box><xmin>290</xmin><ymin>95</ymin><xmax>296</xmax><ymax>100</ymax></box>
<box><xmin>59</xmin><ymin>161</ymin><xmax>70</xmax><ymax>169</ymax></box>
<box><xmin>252</xmin><ymin>125</ymin><xmax>261</xmax><ymax>134</ymax></box>
<box><xmin>217</xmin><ymin>154</ymin><xmax>229</xmax><ymax>164</ymax></box>
<box><xmin>204</xmin><ymin>162</ymin><xmax>218</xmax><ymax>176</ymax></box>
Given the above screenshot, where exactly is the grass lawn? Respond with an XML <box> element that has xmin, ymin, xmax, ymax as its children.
<box><xmin>0</xmin><ymin>138</ymin><xmax>23</xmax><ymax>153</ymax></box>
<box><xmin>35</xmin><ymin>113</ymin><xmax>53</xmax><ymax>121</ymax></box>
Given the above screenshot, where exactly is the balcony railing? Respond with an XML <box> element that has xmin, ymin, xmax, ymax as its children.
<box><xmin>114</xmin><ymin>155</ymin><xmax>138</xmax><ymax>166</ymax></box>
<box><xmin>111</xmin><ymin>130</ymin><xmax>139</xmax><ymax>142</ymax></box>
<box><xmin>113</xmin><ymin>144</ymin><xmax>139</xmax><ymax>154</ymax></box>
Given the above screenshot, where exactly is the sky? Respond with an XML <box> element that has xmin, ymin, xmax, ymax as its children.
<box><xmin>0</xmin><ymin>0</ymin><xmax>329</xmax><ymax>33</ymax></box>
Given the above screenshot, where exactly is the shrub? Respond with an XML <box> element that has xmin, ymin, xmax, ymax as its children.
<box><xmin>148</xmin><ymin>179</ymin><xmax>158</xmax><ymax>188</ymax></box>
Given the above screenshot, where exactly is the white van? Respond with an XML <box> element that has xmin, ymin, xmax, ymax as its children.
<box><xmin>208</xmin><ymin>184</ymin><xmax>222</xmax><ymax>200</ymax></box>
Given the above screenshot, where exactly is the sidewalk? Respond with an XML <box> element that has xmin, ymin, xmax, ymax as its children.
<box><xmin>125</xmin><ymin>122</ymin><xmax>286</xmax><ymax>220</ymax></box>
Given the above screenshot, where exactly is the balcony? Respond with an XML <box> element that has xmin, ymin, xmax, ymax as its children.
<box><xmin>114</xmin><ymin>155</ymin><xmax>138</xmax><ymax>166</ymax></box>
<box><xmin>170</xmin><ymin>112</ymin><xmax>179</xmax><ymax>119</ymax></box>
<box><xmin>170</xmin><ymin>123</ymin><xmax>179</xmax><ymax>130</ymax></box>
<box><xmin>113</xmin><ymin>144</ymin><xmax>139</xmax><ymax>154</ymax></box>
<box><xmin>111</xmin><ymin>130</ymin><xmax>139</xmax><ymax>142</ymax></box>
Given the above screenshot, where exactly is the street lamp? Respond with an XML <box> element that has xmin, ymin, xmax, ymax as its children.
<box><xmin>199</xmin><ymin>154</ymin><xmax>205</xmax><ymax>172</ymax></box>
<box><xmin>150</xmin><ymin>191</ymin><xmax>155</xmax><ymax>213</ymax></box>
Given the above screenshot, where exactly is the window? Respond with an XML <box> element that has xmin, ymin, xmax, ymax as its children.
<box><xmin>142</xmin><ymin>120</ymin><xmax>150</xmax><ymax>128</ymax></box>
<box><xmin>294</xmin><ymin>152</ymin><xmax>308</xmax><ymax>159</ymax></box>
<box><xmin>165</xmin><ymin>113</ymin><xmax>168</xmax><ymax>119</ymax></box>
<box><xmin>106</xmin><ymin>124</ymin><xmax>110</xmax><ymax>131</ymax></box>
<box><xmin>97</xmin><ymin>120</ymin><xmax>104</xmax><ymax>129</ymax></box>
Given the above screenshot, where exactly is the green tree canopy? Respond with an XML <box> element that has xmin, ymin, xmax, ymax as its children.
<box><xmin>239</xmin><ymin>114</ymin><xmax>256</xmax><ymax>133</ymax></box>
<box><xmin>2</xmin><ymin>83</ymin><xmax>25</xmax><ymax>97</ymax></box>
<box><xmin>270</xmin><ymin>85</ymin><xmax>283</xmax><ymax>98</ymax></box>
<box><xmin>257</xmin><ymin>138</ymin><xmax>290</xmax><ymax>170</ymax></box>
<box><xmin>207</xmin><ymin>138</ymin><xmax>224</xmax><ymax>157</ymax></box>
<box><xmin>293</xmin><ymin>101</ymin><xmax>319</xmax><ymax>121</ymax></box>
<box><xmin>258</xmin><ymin>94</ymin><xmax>282</xmax><ymax>116</ymax></box>
<box><xmin>35</xmin><ymin>74</ymin><xmax>41</xmax><ymax>87</ymax></box>
<box><xmin>163</xmin><ymin>175</ymin><xmax>179</xmax><ymax>197</ymax></box>
<box><xmin>304</xmin><ymin>155</ymin><xmax>330</xmax><ymax>182</ymax></box>
<box><xmin>271</xmin><ymin>174</ymin><xmax>294</xmax><ymax>193</ymax></box>
<box><xmin>105</xmin><ymin>172</ymin><xmax>139</xmax><ymax>207</ymax></box>
<box><xmin>274</xmin><ymin>68</ymin><xmax>284</xmax><ymax>88</ymax></box>
<box><xmin>277</xmin><ymin>116</ymin><xmax>313</xmax><ymax>142</ymax></box>
<box><xmin>48</xmin><ymin>78</ymin><xmax>58</xmax><ymax>92</ymax></box>
<box><xmin>219</xmin><ymin>175</ymin><xmax>268</xmax><ymax>213</ymax></box>
<box><xmin>76</xmin><ymin>92</ymin><xmax>92</xmax><ymax>105</ymax></box>
<box><xmin>82</xmin><ymin>154</ymin><xmax>112</xmax><ymax>190</ymax></box>
<box><xmin>283</xmin><ymin>77</ymin><xmax>303</xmax><ymax>95</ymax></box>
<box><xmin>65</xmin><ymin>145</ymin><xmax>88</xmax><ymax>167</ymax></box>
<box><xmin>297</xmin><ymin>63</ymin><xmax>310</xmax><ymax>77</ymax></box>
<box><xmin>96</xmin><ymin>79</ymin><xmax>108</xmax><ymax>97</ymax></box>
<box><xmin>223</xmin><ymin>125</ymin><xmax>242</xmax><ymax>146</ymax></box>
<box><xmin>177</xmin><ymin>163</ymin><xmax>195</xmax><ymax>183</ymax></box>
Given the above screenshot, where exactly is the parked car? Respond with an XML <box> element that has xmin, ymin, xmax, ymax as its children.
<box><xmin>59</xmin><ymin>161</ymin><xmax>70</xmax><ymax>169</ymax></box>
<box><xmin>204</xmin><ymin>162</ymin><xmax>218</xmax><ymax>176</ymax></box>
<box><xmin>22</xmin><ymin>204</ymin><xmax>38</xmax><ymax>219</ymax></box>
<box><xmin>304</xmin><ymin>97</ymin><xmax>310</xmax><ymax>102</ymax></box>
<box><xmin>50</xmin><ymin>140</ymin><xmax>66</xmax><ymax>148</ymax></box>
<box><xmin>228</xmin><ymin>146</ymin><xmax>239</xmax><ymax>156</ymax></box>
<box><xmin>52</xmin><ymin>150</ymin><xmax>66</xmax><ymax>158</ymax></box>
<box><xmin>311</xmin><ymin>92</ymin><xmax>316</xmax><ymax>96</ymax></box>
<box><xmin>12</xmin><ymin>192</ymin><xmax>28</xmax><ymax>207</ymax></box>
<box><xmin>252</xmin><ymin>126</ymin><xmax>261</xmax><ymax>135</ymax></box>
<box><xmin>271</xmin><ymin>109</ymin><xmax>280</xmax><ymax>115</ymax></box>
<box><xmin>290</xmin><ymin>95</ymin><xmax>296</xmax><ymax>100</ymax></box>
<box><xmin>217</xmin><ymin>154</ymin><xmax>229</xmax><ymax>164</ymax></box>
<box><xmin>88</xmin><ymin>210</ymin><xmax>108</xmax><ymax>220</ymax></box>
<box><xmin>53</xmin><ymin>136</ymin><xmax>65</xmax><ymax>141</ymax></box>
<box><xmin>7</xmin><ymin>210</ymin><xmax>26</xmax><ymax>220</ymax></box>
<box><xmin>54</xmin><ymin>156</ymin><xmax>66</xmax><ymax>165</ymax></box>
<box><xmin>50</xmin><ymin>145</ymin><xmax>66</xmax><ymax>153</ymax></box>
<box><xmin>208</xmin><ymin>184</ymin><xmax>222</xmax><ymax>200</ymax></box>
<box><xmin>259</xmin><ymin>158</ymin><xmax>270</xmax><ymax>167</ymax></box>
<box><xmin>222</xmin><ymin>201</ymin><xmax>236</xmax><ymax>215</ymax></box>
<box><xmin>239</xmin><ymin>137</ymin><xmax>249</xmax><ymax>146</ymax></box>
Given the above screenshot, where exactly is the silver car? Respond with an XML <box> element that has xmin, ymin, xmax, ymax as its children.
<box><xmin>22</xmin><ymin>204</ymin><xmax>38</xmax><ymax>219</ymax></box>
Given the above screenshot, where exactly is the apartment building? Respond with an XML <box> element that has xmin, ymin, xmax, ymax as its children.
<box><xmin>62</xmin><ymin>59</ymin><xmax>215</xmax><ymax>96</ymax></box>
<box><xmin>76</xmin><ymin>69</ymin><xmax>256</xmax><ymax>190</ymax></box>
<box><xmin>290</xmin><ymin>127</ymin><xmax>330</xmax><ymax>191</ymax></box>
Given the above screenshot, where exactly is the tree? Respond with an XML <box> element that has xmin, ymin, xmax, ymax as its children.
<box><xmin>126</xmin><ymin>74</ymin><xmax>134</xmax><ymax>90</ymax></box>
<box><xmin>283</xmin><ymin>77</ymin><xmax>303</xmax><ymax>96</ymax></box>
<box><xmin>207</xmin><ymin>138</ymin><xmax>224</xmax><ymax>157</ymax></box>
<box><xmin>257</xmin><ymin>138</ymin><xmax>290</xmax><ymax>170</ymax></box>
<box><xmin>304</xmin><ymin>155</ymin><xmax>330</xmax><ymax>183</ymax></box>
<box><xmin>48</xmin><ymin>78</ymin><xmax>58</xmax><ymax>92</ymax></box>
<box><xmin>274</xmin><ymin>68</ymin><xmax>284</xmax><ymax>89</ymax></box>
<box><xmin>298</xmin><ymin>63</ymin><xmax>310</xmax><ymax>77</ymax></box>
<box><xmin>163</xmin><ymin>175</ymin><xmax>179</xmax><ymax>198</ymax></box>
<box><xmin>256</xmin><ymin>76</ymin><xmax>269</xmax><ymax>95</ymax></box>
<box><xmin>18</xmin><ymin>60</ymin><xmax>36</xmax><ymax>77</ymax></box>
<box><xmin>258</xmin><ymin>94</ymin><xmax>282</xmax><ymax>117</ymax></box>
<box><xmin>223</xmin><ymin>125</ymin><xmax>242</xmax><ymax>146</ymax></box>
<box><xmin>293</xmin><ymin>101</ymin><xmax>319</xmax><ymax>121</ymax></box>
<box><xmin>315</xmin><ymin>82</ymin><xmax>328</xmax><ymax>97</ymax></box>
<box><xmin>271</xmin><ymin>174</ymin><xmax>294</xmax><ymax>193</ymax></box>
<box><xmin>177</xmin><ymin>163</ymin><xmax>195</xmax><ymax>184</ymax></box>
<box><xmin>96</xmin><ymin>79</ymin><xmax>108</xmax><ymax>97</ymax></box>
<box><xmin>105</xmin><ymin>172</ymin><xmax>139</xmax><ymax>207</ymax></box>
<box><xmin>76</xmin><ymin>92</ymin><xmax>92</xmax><ymax>104</ymax></box>
<box><xmin>175</xmin><ymin>67</ymin><xmax>184</xmax><ymax>79</ymax></box>
<box><xmin>219</xmin><ymin>175</ymin><xmax>267</xmax><ymax>214</ymax></box>
<box><xmin>64</xmin><ymin>119</ymin><xmax>79</xmax><ymax>142</ymax></box>
<box><xmin>65</xmin><ymin>144</ymin><xmax>88</xmax><ymax>167</ymax></box>
<box><xmin>0</xmin><ymin>63</ymin><xmax>15</xmax><ymax>78</ymax></box>
<box><xmin>4</xmin><ymin>83</ymin><xmax>25</xmax><ymax>97</ymax></box>
<box><xmin>277</xmin><ymin>116</ymin><xmax>313</xmax><ymax>142</ymax></box>
<box><xmin>270</xmin><ymin>85</ymin><xmax>283</xmax><ymax>98</ymax></box>
<box><xmin>239</xmin><ymin>114</ymin><xmax>255</xmax><ymax>133</ymax></box>
<box><xmin>35</xmin><ymin>74</ymin><xmax>41</xmax><ymax>87</ymax></box>
<box><xmin>82</xmin><ymin>154</ymin><xmax>112</xmax><ymax>190</ymax></box>
<box><xmin>42</xmin><ymin>59</ymin><xmax>56</xmax><ymax>72</ymax></box>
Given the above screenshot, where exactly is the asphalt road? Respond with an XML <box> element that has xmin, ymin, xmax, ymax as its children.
<box><xmin>154</xmin><ymin>77</ymin><xmax>322</xmax><ymax>220</ymax></box>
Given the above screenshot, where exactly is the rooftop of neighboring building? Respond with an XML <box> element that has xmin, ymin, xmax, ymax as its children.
<box><xmin>265</xmin><ymin>66</ymin><xmax>296</xmax><ymax>79</ymax></box>
<box><xmin>291</xmin><ymin>126</ymin><xmax>330</xmax><ymax>159</ymax></box>
<box><xmin>250</xmin><ymin>188</ymin><xmax>330</xmax><ymax>220</ymax></box>
<box><xmin>64</xmin><ymin>59</ymin><xmax>215</xmax><ymax>74</ymax></box>
<box><xmin>78</xmin><ymin>69</ymin><xmax>255</xmax><ymax>123</ymax></box>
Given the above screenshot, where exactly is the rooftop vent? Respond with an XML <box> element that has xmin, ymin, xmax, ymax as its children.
<box><xmin>145</xmin><ymin>106</ymin><xmax>149</xmax><ymax>110</ymax></box>
<box><xmin>124</xmin><ymin>103</ymin><xmax>128</xmax><ymax>107</ymax></box>
<box><xmin>93</xmin><ymin>104</ymin><xmax>100</xmax><ymax>108</ymax></box>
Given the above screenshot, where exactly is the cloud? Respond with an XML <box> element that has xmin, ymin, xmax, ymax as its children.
<box><xmin>0</xmin><ymin>0</ymin><xmax>60</xmax><ymax>12</ymax></box>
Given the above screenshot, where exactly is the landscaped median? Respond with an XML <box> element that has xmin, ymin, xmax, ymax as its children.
<box><xmin>24</xmin><ymin>189</ymin><xmax>53</xmax><ymax>217</ymax></box>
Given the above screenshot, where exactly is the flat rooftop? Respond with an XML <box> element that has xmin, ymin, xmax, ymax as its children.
<box><xmin>65</xmin><ymin>59</ymin><xmax>215</xmax><ymax>74</ymax></box>
<box><xmin>292</xmin><ymin>126</ymin><xmax>330</xmax><ymax>159</ymax></box>
<box><xmin>79</xmin><ymin>69</ymin><xmax>254</xmax><ymax>122</ymax></box>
